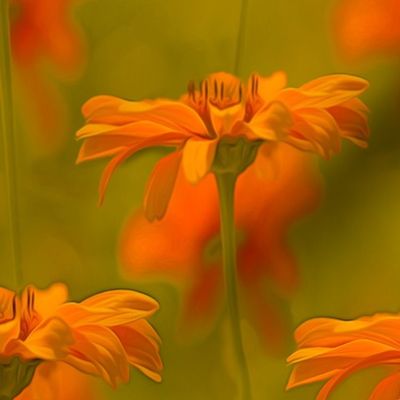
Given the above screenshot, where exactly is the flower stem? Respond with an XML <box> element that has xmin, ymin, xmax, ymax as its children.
<box><xmin>215</xmin><ymin>171</ymin><xmax>252</xmax><ymax>400</ymax></box>
<box><xmin>0</xmin><ymin>0</ymin><xmax>22</xmax><ymax>288</ymax></box>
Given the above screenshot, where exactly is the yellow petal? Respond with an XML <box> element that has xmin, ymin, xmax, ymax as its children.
<box><xmin>256</xmin><ymin>71</ymin><xmax>287</xmax><ymax>105</ymax></box>
<box><xmin>182</xmin><ymin>139</ymin><xmax>217</xmax><ymax>183</ymax></box>
<box><xmin>144</xmin><ymin>151</ymin><xmax>182</xmax><ymax>222</ymax></box>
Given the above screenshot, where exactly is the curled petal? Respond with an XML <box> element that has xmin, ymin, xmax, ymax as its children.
<box><xmin>112</xmin><ymin>320</ymin><xmax>162</xmax><ymax>382</ymax></box>
<box><xmin>144</xmin><ymin>151</ymin><xmax>182</xmax><ymax>222</ymax></box>
<box><xmin>369</xmin><ymin>371</ymin><xmax>400</xmax><ymax>400</ymax></box>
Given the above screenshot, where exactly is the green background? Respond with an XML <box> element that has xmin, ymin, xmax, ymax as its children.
<box><xmin>1</xmin><ymin>0</ymin><xmax>400</xmax><ymax>398</ymax></box>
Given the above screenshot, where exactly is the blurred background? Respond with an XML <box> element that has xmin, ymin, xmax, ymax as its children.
<box><xmin>1</xmin><ymin>0</ymin><xmax>400</xmax><ymax>398</ymax></box>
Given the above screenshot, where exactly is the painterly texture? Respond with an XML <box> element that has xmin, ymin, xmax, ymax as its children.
<box><xmin>0</xmin><ymin>284</ymin><xmax>162</xmax><ymax>390</ymax></box>
<box><xmin>288</xmin><ymin>313</ymin><xmax>400</xmax><ymax>399</ymax></box>
<box><xmin>77</xmin><ymin>71</ymin><xmax>368</xmax><ymax>220</ymax></box>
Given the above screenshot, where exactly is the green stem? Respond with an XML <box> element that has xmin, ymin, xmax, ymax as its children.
<box><xmin>234</xmin><ymin>0</ymin><xmax>249</xmax><ymax>74</ymax></box>
<box><xmin>215</xmin><ymin>172</ymin><xmax>252</xmax><ymax>400</ymax></box>
<box><xmin>0</xmin><ymin>0</ymin><xmax>22</xmax><ymax>288</ymax></box>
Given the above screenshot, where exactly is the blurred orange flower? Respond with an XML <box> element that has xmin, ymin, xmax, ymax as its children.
<box><xmin>9</xmin><ymin>0</ymin><xmax>85</xmax><ymax>151</ymax></box>
<box><xmin>287</xmin><ymin>313</ymin><xmax>400</xmax><ymax>399</ymax></box>
<box><xmin>77</xmin><ymin>71</ymin><xmax>368</xmax><ymax>220</ymax></box>
<box><xmin>334</xmin><ymin>0</ymin><xmax>400</xmax><ymax>60</ymax></box>
<box><xmin>0</xmin><ymin>283</ymin><xmax>162</xmax><ymax>394</ymax></box>
<box><xmin>120</xmin><ymin>143</ymin><xmax>321</xmax><ymax>349</ymax></box>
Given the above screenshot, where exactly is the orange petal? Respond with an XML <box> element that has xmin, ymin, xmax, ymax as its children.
<box><xmin>16</xmin><ymin>362</ymin><xmax>100</xmax><ymax>400</ymax></box>
<box><xmin>279</xmin><ymin>75</ymin><xmax>368</xmax><ymax>109</ymax></box>
<box><xmin>65</xmin><ymin>325</ymin><xmax>129</xmax><ymax>387</ymax></box>
<box><xmin>144</xmin><ymin>151</ymin><xmax>182</xmax><ymax>222</ymax></box>
<box><xmin>0</xmin><ymin>289</ymin><xmax>19</xmax><ymax>351</ymax></box>
<box><xmin>60</xmin><ymin>290</ymin><xmax>159</xmax><ymax>327</ymax></box>
<box><xmin>182</xmin><ymin>138</ymin><xmax>217</xmax><ymax>183</ymax></box>
<box><xmin>254</xmin><ymin>71</ymin><xmax>288</xmax><ymax>105</ymax></box>
<box><xmin>82</xmin><ymin>96</ymin><xmax>208</xmax><ymax>136</ymax></box>
<box><xmin>234</xmin><ymin>101</ymin><xmax>292</xmax><ymax>141</ymax></box>
<box><xmin>112</xmin><ymin>320</ymin><xmax>162</xmax><ymax>382</ymax></box>
<box><xmin>6</xmin><ymin>318</ymin><xmax>73</xmax><ymax>360</ymax></box>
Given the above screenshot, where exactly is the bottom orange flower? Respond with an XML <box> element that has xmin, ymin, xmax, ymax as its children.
<box><xmin>120</xmin><ymin>143</ymin><xmax>321</xmax><ymax>350</ymax></box>
<box><xmin>0</xmin><ymin>283</ymin><xmax>162</xmax><ymax>398</ymax></box>
<box><xmin>287</xmin><ymin>313</ymin><xmax>400</xmax><ymax>399</ymax></box>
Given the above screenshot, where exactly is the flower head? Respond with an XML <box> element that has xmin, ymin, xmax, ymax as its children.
<box><xmin>334</xmin><ymin>0</ymin><xmax>400</xmax><ymax>60</ymax></box>
<box><xmin>0</xmin><ymin>283</ymin><xmax>162</xmax><ymax>394</ymax></box>
<box><xmin>287</xmin><ymin>312</ymin><xmax>400</xmax><ymax>399</ymax></box>
<box><xmin>77</xmin><ymin>71</ymin><xmax>368</xmax><ymax>220</ymax></box>
<box><xmin>120</xmin><ymin>143</ymin><xmax>321</xmax><ymax>349</ymax></box>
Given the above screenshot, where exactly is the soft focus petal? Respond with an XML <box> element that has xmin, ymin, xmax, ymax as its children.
<box><xmin>334</xmin><ymin>0</ymin><xmax>400</xmax><ymax>60</ymax></box>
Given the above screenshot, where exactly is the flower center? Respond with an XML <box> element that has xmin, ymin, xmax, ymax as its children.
<box><xmin>0</xmin><ymin>291</ymin><xmax>17</xmax><ymax>324</ymax></box>
<box><xmin>187</xmin><ymin>74</ymin><xmax>243</xmax><ymax>111</ymax></box>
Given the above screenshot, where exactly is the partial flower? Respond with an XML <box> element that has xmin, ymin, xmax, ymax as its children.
<box><xmin>334</xmin><ymin>0</ymin><xmax>400</xmax><ymax>60</ymax></box>
<box><xmin>287</xmin><ymin>312</ymin><xmax>400</xmax><ymax>399</ymax></box>
<box><xmin>120</xmin><ymin>143</ymin><xmax>321</xmax><ymax>350</ymax></box>
<box><xmin>0</xmin><ymin>283</ymin><xmax>162</xmax><ymax>397</ymax></box>
<box><xmin>10</xmin><ymin>0</ymin><xmax>85</xmax><ymax>151</ymax></box>
<box><xmin>76</xmin><ymin>71</ymin><xmax>369</xmax><ymax>221</ymax></box>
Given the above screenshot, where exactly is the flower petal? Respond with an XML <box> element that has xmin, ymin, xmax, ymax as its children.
<box><xmin>6</xmin><ymin>318</ymin><xmax>73</xmax><ymax>361</ymax></box>
<box><xmin>65</xmin><ymin>325</ymin><xmax>129</xmax><ymax>387</ymax></box>
<box><xmin>278</xmin><ymin>75</ymin><xmax>369</xmax><ymax>109</ymax></box>
<box><xmin>144</xmin><ymin>150</ymin><xmax>182</xmax><ymax>222</ymax></box>
<box><xmin>82</xmin><ymin>96</ymin><xmax>208</xmax><ymax>136</ymax></box>
<box><xmin>112</xmin><ymin>320</ymin><xmax>162</xmax><ymax>382</ymax></box>
<box><xmin>234</xmin><ymin>101</ymin><xmax>292</xmax><ymax>141</ymax></box>
<box><xmin>60</xmin><ymin>290</ymin><xmax>159</xmax><ymax>327</ymax></box>
<box><xmin>182</xmin><ymin>138</ymin><xmax>218</xmax><ymax>183</ymax></box>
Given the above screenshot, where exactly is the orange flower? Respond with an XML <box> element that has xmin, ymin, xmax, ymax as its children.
<box><xmin>0</xmin><ymin>283</ymin><xmax>162</xmax><ymax>395</ymax></box>
<box><xmin>9</xmin><ymin>0</ymin><xmax>85</xmax><ymax>151</ymax></box>
<box><xmin>334</xmin><ymin>0</ymin><xmax>400</xmax><ymax>60</ymax></box>
<box><xmin>120</xmin><ymin>143</ymin><xmax>321</xmax><ymax>349</ymax></box>
<box><xmin>77</xmin><ymin>71</ymin><xmax>368</xmax><ymax>220</ymax></box>
<box><xmin>287</xmin><ymin>313</ymin><xmax>400</xmax><ymax>399</ymax></box>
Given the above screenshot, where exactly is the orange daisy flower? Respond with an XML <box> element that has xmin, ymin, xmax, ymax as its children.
<box><xmin>120</xmin><ymin>143</ymin><xmax>321</xmax><ymax>349</ymax></box>
<box><xmin>77</xmin><ymin>71</ymin><xmax>369</xmax><ymax>221</ymax></box>
<box><xmin>334</xmin><ymin>0</ymin><xmax>400</xmax><ymax>60</ymax></box>
<box><xmin>0</xmin><ymin>283</ymin><xmax>162</xmax><ymax>398</ymax></box>
<box><xmin>287</xmin><ymin>313</ymin><xmax>400</xmax><ymax>399</ymax></box>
